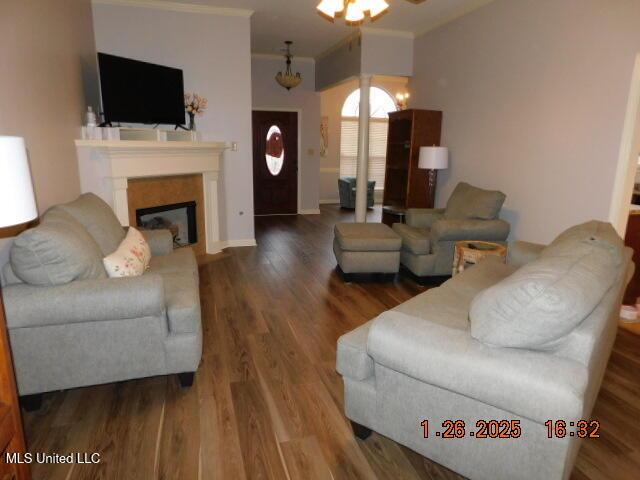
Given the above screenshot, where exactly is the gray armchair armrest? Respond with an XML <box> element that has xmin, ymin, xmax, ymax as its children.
<box><xmin>141</xmin><ymin>229</ymin><xmax>174</xmax><ymax>256</ymax></box>
<box><xmin>406</xmin><ymin>208</ymin><xmax>445</xmax><ymax>228</ymax></box>
<box><xmin>3</xmin><ymin>274</ymin><xmax>165</xmax><ymax>329</ymax></box>
<box><xmin>508</xmin><ymin>241</ymin><xmax>546</xmax><ymax>268</ymax></box>
<box><xmin>431</xmin><ymin>219</ymin><xmax>510</xmax><ymax>244</ymax></box>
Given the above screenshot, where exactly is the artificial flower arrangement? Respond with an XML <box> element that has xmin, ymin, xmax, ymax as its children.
<box><xmin>184</xmin><ymin>93</ymin><xmax>208</xmax><ymax>130</ymax></box>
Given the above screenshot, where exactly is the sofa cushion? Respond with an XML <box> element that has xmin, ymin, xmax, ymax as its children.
<box><xmin>368</xmin><ymin>310</ymin><xmax>588</xmax><ymax>424</ymax></box>
<box><xmin>444</xmin><ymin>182</ymin><xmax>506</xmax><ymax>220</ymax></box>
<box><xmin>162</xmin><ymin>271</ymin><xmax>201</xmax><ymax>334</ymax></box>
<box><xmin>334</xmin><ymin>223</ymin><xmax>401</xmax><ymax>252</ymax></box>
<box><xmin>470</xmin><ymin>221</ymin><xmax>623</xmax><ymax>349</ymax></box>
<box><xmin>149</xmin><ymin>247</ymin><xmax>198</xmax><ymax>277</ymax></box>
<box><xmin>393</xmin><ymin>257</ymin><xmax>517</xmax><ymax>329</ymax></box>
<box><xmin>392</xmin><ymin>223</ymin><xmax>430</xmax><ymax>255</ymax></box>
<box><xmin>10</xmin><ymin>214</ymin><xmax>106</xmax><ymax>286</ymax></box>
<box><xmin>57</xmin><ymin>193</ymin><xmax>125</xmax><ymax>255</ymax></box>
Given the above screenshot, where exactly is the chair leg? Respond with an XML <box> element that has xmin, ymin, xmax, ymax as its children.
<box><xmin>350</xmin><ymin>421</ymin><xmax>372</xmax><ymax>440</ymax></box>
<box><xmin>20</xmin><ymin>393</ymin><xmax>43</xmax><ymax>412</ymax></box>
<box><xmin>177</xmin><ymin>372</ymin><xmax>195</xmax><ymax>388</ymax></box>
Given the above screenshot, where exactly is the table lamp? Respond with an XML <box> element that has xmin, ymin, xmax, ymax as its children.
<box><xmin>0</xmin><ymin>137</ymin><xmax>37</xmax><ymax>229</ymax></box>
<box><xmin>418</xmin><ymin>146</ymin><xmax>449</xmax><ymax>208</ymax></box>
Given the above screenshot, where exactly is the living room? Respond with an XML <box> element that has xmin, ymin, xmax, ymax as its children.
<box><xmin>0</xmin><ymin>0</ymin><xmax>639</xmax><ymax>479</ymax></box>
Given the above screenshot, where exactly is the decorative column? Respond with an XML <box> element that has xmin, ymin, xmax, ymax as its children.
<box><xmin>355</xmin><ymin>74</ymin><xmax>372</xmax><ymax>223</ymax></box>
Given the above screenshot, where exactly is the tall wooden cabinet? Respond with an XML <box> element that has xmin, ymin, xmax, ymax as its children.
<box><xmin>0</xmin><ymin>290</ymin><xmax>29</xmax><ymax>480</ymax></box>
<box><xmin>382</xmin><ymin>109</ymin><xmax>442</xmax><ymax>225</ymax></box>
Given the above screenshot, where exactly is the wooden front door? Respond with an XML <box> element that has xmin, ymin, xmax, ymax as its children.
<box><xmin>252</xmin><ymin>111</ymin><xmax>298</xmax><ymax>215</ymax></box>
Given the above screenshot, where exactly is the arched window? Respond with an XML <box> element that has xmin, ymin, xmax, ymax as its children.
<box><xmin>341</xmin><ymin>87</ymin><xmax>398</xmax><ymax>119</ymax></box>
<box><xmin>340</xmin><ymin>87</ymin><xmax>397</xmax><ymax>191</ymax></box>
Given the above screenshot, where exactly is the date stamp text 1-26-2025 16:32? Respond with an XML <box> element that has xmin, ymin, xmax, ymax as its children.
<box><xmin>420</xmin><ymin>419</ymin><xmax>601</xmax><ymax>440</ymax></box>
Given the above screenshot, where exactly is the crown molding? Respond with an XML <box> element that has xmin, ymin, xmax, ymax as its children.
<box><xmin>414</xmin><ymin>0</ymin><xmax>496</xmax><ymax>38</ymax></box>
<box><xmin>359</xmin><ymin>27</ymin><xmax>414</xmax><ymax>39</ymax></box>
<box><xmin>251</xmin><ymin>53</ymin><xmax>315</xmax><ymax>64</ymax></box>
<box><xmin>91</xmin><ymin>0</ymin><xmax>254</xmax><ymax>18</ymax></box>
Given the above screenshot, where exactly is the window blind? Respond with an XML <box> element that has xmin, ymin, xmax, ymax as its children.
<box><xmin>339</xmin><ymin>118</ymin><xmax>388</xmax><ymax>189</ymax></box>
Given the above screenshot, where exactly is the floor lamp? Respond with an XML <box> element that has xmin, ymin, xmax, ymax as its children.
<box><xmin>418</xmin><ymin>146</ymin><xmax>449</xmax><ymax>208</ymax></box>
<box><xmin>0</xmin><ymin>136</ymin><xmax>36</xmax><ymax>480</ymax></box>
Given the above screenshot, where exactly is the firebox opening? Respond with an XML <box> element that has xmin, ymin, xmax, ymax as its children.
<box><xmin>136</xmin><ymin>201</ymin><xmax>197</xmax><ymax>248</ymax></box>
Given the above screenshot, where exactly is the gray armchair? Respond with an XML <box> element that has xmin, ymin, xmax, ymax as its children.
<box><xmin>393</xmin><ymin>182</ymin><xmax>510</xmax><ymax>279</ymax></box>
<box><xmin>1</xmin><ymin>193</ymin><xmax>202</xmax><ymax>404</ymax></box>
<box><xmin>338</xmin><ymin>177</ymin><xmax>375</xmax><ymax>209</ymax></box>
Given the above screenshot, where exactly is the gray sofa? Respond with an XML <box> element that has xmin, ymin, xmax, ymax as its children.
<box><xmin>393</xmin><ymin>182</ymin><xmax>510</xmax><ymax>279</ymax></box>
<box><xmin>338</xmin><ymin>177</ymin><xmax>375</xmax><ymax>209</ymax></box>
<box><xmin>1</xmin><ymin>193</ymin><xmax>202</xmax><ymax>402</ymax></box>
<box><xmin>337</xmin><ymin>220</ymin><xmax>632</xmax><ymax>480</ymax></box>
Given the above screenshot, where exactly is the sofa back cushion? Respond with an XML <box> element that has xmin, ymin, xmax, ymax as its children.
<box><xmin>10</xmin><ymin>209</ymin><xmax>106</xmax><ymax>286</ymax></box>
<box><xmin>469</xmin><ymin>221</ymin><xmax>623</xmax><ymax>349</ymax></box>
<box><xmin>57</xmin><ymin>193</ymin><xmax>125</xmax><ymax>255</ymax></box>
<box><xmin>444</xmin><ymin>182</ymin><xmax>506</xmax><ymax>220</ymax></box>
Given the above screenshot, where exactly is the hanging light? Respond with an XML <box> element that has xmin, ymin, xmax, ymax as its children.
<box><xmin>345</xmin><ymin>0</ymin><xmax>365</xmax><ymax>24</ymax></box>
<box><xmin>366</xmin><ymin>0</ymin><xmax>390</xmax><ymax>19</ymax></box>
<box><xmin>317</xmin><ymin>0</ymin><xmax>389</xmax><ymax>24</ymax></box>
<box><xmin>317</xmin><ymin>0</ymin><xmax>344</xmax><ymax>18</ymax></box>
<box><xmin>275</xmin><ymin>41</ymin><xmax>303</xmax><ymax>91</ymax></box>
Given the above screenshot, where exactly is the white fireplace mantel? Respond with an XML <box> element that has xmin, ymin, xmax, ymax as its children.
<box><xmin>75</xmin><ymin>139</ymin><xmax>227</xmax><ymax>254</ymax></box>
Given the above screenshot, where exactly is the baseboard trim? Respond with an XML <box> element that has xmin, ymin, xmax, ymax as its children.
<box><xmin>300</xmin><ymin>209</ymin><xmax>321</xmax><ymax>215</ymax></box>
<box><xmin>218</xmin><ymin>239</ymin><xmax>257</xmax><ymax>250</ymax></box>
<box><xmin>319</xmin><ymin>199</ymin><xmax>339</xmax><ymax>205</ymax></box>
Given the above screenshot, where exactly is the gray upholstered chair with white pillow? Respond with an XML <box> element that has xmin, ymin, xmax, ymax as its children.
<box><xmin>336</xmin><ymin>221</ymin><xmax>633</xmax><ymax>480</ymax></box>
<box><xmin>1</xmin><ymin>193</ymin><xmax>202</xmax><ymax>408</ymax></box>
<box><xmin>393</xmin><ymin>182</ymin><xmax>510</xmax><ymax>280</ymax></box>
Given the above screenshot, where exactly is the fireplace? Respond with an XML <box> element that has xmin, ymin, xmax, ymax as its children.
<box><xmin>136</xmin><ymin>201</ymin><xmax>197</xmax><ymax>248</ymax></box>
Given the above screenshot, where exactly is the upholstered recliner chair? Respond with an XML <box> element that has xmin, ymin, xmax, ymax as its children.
<box><xmin>392</xmin><ymin>182</ymin><xmax>510</xmax><ymax>280</ymax></box>
<box><xmin>338</xmin><ymin>177</ymin><xmax>375</xmax><ymax>209</ymax></box>
<box><xmin>1</xmin><ymin>193</ymin><xmax>202</xmax><ymax>407</ymax></box>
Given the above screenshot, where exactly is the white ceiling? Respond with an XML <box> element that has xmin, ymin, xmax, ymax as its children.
<box><xmin>172</xmin><ymin>0</ymin><xmax>494</xmax><ymax>57</ymax></box>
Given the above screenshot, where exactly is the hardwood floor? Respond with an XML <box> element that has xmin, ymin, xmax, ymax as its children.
<box><xmin>23</xmin><ymin>205</ymin><xmax>640</xmax><ymax>479</ymax></box>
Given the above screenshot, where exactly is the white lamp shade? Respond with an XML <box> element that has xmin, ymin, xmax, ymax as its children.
<box><xmin>418</xmin><ymin>146</ymin><xmax>449</xmax><ymax>170</ymax></box>
<box><xmin>0</xmin><ymin>136</ymin><xmax>37</xmax><ymax>228</ymax></box>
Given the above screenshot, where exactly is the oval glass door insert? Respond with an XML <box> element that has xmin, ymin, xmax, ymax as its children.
<box><xmin>265</xmin><ymin>125</ymin><xmax>284</xmax><ymax>176</ymax></box>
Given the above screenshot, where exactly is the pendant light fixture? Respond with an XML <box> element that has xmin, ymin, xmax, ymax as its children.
<box><xmin>275</xmin><ymin>41</ymin><xmax>302</xmax><ymax>91</ymax></box>
<box><xmin>317</xmin><ymin>0</ymin><xmax>390</xmax><ymax>25</ymax></box>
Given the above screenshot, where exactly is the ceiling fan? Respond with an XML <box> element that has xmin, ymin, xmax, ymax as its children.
<box><xmin>317</xmin><ymin>0</ymin><xmax>426</xmax><ymax>25</ymax></box>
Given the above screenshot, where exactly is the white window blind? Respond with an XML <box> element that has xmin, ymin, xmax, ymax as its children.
<box><xmin>339</xmin><ymin>118</ymin><xmax>388</xmax><ymax>189</ymax></box>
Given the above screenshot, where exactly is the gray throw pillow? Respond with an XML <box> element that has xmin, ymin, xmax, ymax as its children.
<box><xmin>10</xmin><ymin>215</ymin><xmax>106</xmax><ymax>286</ymax></box>
<box><xmin>444</xmin><ymin>182</ymin><xmax>506</xmax><ymax>220</ymax></box>
<box><xmin>469</xmin><ymin>221</ymin><xmax>623</xmax><ymax>349</ymax></box>
<box><xmin>58</xmin><ymin>193</ymin><xmax>125</xmax><ymax>255</ymax></box>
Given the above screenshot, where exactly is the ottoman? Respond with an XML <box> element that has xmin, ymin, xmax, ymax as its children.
<box><xmin>333</xmin><ymin>223</ymin><xmax>401</xmax><ymax>281</ymax></box>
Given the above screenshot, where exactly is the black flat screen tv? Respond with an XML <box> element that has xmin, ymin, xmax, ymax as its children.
<box><xmin>98</xmin><ymin>53</ymin><xmax>185</xmax><ymax>125</ymax></box>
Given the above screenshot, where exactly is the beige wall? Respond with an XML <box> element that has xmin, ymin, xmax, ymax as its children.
<box><xmin>410</xmin><ymin>0</ymin><xmax>640</xmax><ymax>243</ymax></box>
<box><xmin>0</xmin><ymin>0</ymin><xmax>97</xmax><ymax>213</ymax></box>
<box><xmin>319</xmin><ymin>76</ymin><xmax>408</xmax><ymax>202</ymax></box>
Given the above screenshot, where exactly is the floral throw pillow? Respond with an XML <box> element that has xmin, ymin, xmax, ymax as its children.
<box><xmin>103</xmin><ymin>227</ymin><xmax>151</xmax><ymax>278</ymax></box>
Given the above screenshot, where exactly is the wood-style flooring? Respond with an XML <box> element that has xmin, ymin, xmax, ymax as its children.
<box><xmin>23</xmin><ymin>205</ymin><xmax>640</xmax><ymax>479</ymax></box>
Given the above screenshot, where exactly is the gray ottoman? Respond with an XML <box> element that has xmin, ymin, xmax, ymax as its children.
<box><xmin>333</xmin><ymin>223</ymin><xmax>401</xmax><ymax>281</ymax></box>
